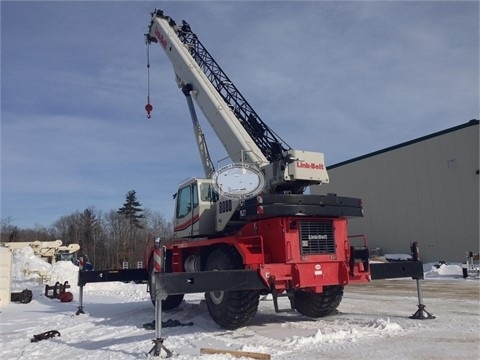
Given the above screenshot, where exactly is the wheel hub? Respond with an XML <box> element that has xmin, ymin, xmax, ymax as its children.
<box><xmin>210</xmin><ymin>290</ymin><xmax>224</xmax><ymax>305</ymax></box>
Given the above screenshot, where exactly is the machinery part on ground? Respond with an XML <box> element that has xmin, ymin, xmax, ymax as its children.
<box><xmin>142</xmin><ymin>319</ymin><xmax>194</xmax><ymax>330</ymax></box>
<box><xmin>58</xmin><ymin>291</ymin><xmax>73</xmax><ymax>303</ymax></box>
<box><xmin>462</xmin><ymin>251</ymin><xmax>479</xmax><ymax>278</ymax></box>
<box><xmin>30</xmin><ymin>330</ymin><xmax>61</xmax><ymax>342</ymax></box>
<box><xmin>10</xmin><ymin>289</ymin><xmax>33</xmax><ymax>304</ymax></box>
<box><xmin>45</xmin><ymin>281</ymin><xmax>71</xmax><ymax>299</ymax></box>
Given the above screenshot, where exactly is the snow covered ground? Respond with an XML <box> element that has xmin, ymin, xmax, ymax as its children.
<box><xmin>1</xmin><ymin>248</ymin><xmax>479</xmax><ymax>359</ymax></box>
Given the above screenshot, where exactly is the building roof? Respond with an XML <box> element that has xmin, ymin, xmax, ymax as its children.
<box><xmin>328</xmin><ymin>119</ymin><xmax>479</xmax><ymax>170</ymax></box>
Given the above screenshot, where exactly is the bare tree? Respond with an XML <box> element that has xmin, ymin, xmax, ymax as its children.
<box><xmin>1</xmin><ymin>217</ymin><xmax>20</xmax><ymax>242</ymax></box>
<box><xmin>3</xmin><ymin>202</ymin><xmax>172</xmax><ymax>270</ymax></box>
<box><xmin>104</xmin><ymin>210</ymin><xmax>131</xmax><ymax>268</ymax></box>
<box><xmin>52</xmin><ymin>212</ymin><xmax>83</xmax><ymax>245</ymax></box>
<box><xmin>143</xmin><ymin>209</ymin><xmax>173</xmax><ymax>240</ymax></box>
<box><xmin>78</xmin><ymin>208</ymin><xmax>101</xmax><ymax>266</ymax></box>
<box><xmin>1</xmin><ymin>218</ymin><xmax>54</xmax><ymax>243</ymax></box>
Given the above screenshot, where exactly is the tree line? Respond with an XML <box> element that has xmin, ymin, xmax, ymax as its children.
<box><xmin>0</xmin><ymin>190</ymin><xmax>173</xmax><ymax>269</ymax></box>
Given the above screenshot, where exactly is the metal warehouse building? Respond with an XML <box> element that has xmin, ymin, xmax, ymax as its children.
<box><xmin>312</xmin><ymin>119</ymin><xmax>479</xmax><ymax>263</ymax></box>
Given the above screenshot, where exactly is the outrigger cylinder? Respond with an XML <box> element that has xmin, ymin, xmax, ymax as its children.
<box><xmin>409</xmin><ymin>242</ymin><xmax>435</xmax><ymax>320</ymax></box>
<box><xmin>147</xmin><ymin>241</ymin><xmax>172</xmax><ymax>357</ymax></box>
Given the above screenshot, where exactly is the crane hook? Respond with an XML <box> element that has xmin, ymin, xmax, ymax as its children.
<box><xmin>145</xmin><ymin>97</ymin><xmax>153</xmax><ymax>119</ymax></box>
<box><xmin>145</xmin><ymin>43</ymin><xmax>153</xmax><ymax>119</ymax></box>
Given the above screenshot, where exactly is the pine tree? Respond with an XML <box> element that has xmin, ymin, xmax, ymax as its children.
<box><xmin>117</xmin><ymin>190</ymin><xmax>144</xmax><ymax>228</ymax></box>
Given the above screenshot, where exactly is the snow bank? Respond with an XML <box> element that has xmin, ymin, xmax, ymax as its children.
<box><xmin>424</xmin><ymin>262</ymin><xmax>464</xmax><ymax>278</ymax></box>
<box><xmin>11</xmin><ymin>247</ymin><xmax>52</xmax><ymax>281</ymax></box>
<box><xmin>9</xmin><ymin>247</ymin><xmax>150</xmax><ymax>302</ymax></box>
<box><xmin>384</xmin><ymin>253</ymin><xmax>412</xmax><ymax>262</ymax></box>
<box><xmin>281</xmin><ymin>317</ymin><xmax>403</xmax><ymax>349</ymax></box>
<box><xmin>11</xmin><ymin>247</ymin><xmax>79</xmax><ymax>287</ymax></box>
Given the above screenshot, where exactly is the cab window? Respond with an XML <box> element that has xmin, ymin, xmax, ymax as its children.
<box><xmin>200</xmin><ymin>183</ymin><xmax>218</xmax><ymax>202</ymax></box>
<box><xmin>176</xmin><ymin>183</ymin><xmax>199</xmax><ymax>219</ymax></box>
<box><xmin>176</xmin><ymin>186</ymin><xmax>191</xmax><ymax>219</ymax></box>
<box><xmin>192</xmin><ymin>183</ymin><xmax>199</xmax><ymax>208</ymax></box>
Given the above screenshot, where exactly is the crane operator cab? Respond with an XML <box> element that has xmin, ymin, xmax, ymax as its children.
<box><xmin>173</xmin><ymin>170</ymin><xmax>262</xmax><ymax>238</ymax></box>
<box><xmin>174</xmin><ymin>178</ymin><xmax>219</xmax><ymax>238</ymax></box>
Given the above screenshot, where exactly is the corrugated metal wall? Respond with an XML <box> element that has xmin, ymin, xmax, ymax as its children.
<box><xmin>312</xmin><ymin>121</ymin><xmax>479</xmax><ymax>263</ymax></box>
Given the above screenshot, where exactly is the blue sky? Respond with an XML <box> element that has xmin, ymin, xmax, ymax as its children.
<box><xmin>1</xmin><ymin>1</ymin><xmax>478</xmax><ymax>228</ymax></box>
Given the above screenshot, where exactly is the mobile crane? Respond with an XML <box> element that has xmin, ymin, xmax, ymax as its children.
<box><xmin>143</xmin><ymin>9</ymin><xmax>376</xmax><ymax>330</ymax></box>
<box><xmin>77</xmin><ymin>10</ymin><xmax>426</xmax><ymax>334</ymax></box>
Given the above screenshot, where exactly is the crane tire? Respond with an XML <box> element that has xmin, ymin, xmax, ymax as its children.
<box><xmin>160</xmin><ymin>293</ymin><xmax>185</xmax><ymax>311</ymax></box>
<box><xmin>148</xmin><ymin>254</ymin><xmax>185</xmax><ymax>310</ymax></box>
<box><xmin>294</xmin><ymin>285</ymin><xmax>344</xmax><ymax>318</ymax></box>
<box><xmin>205</xmin><ymin>246</ymin><xmax>260</xmax><ymax>330</ymax></box>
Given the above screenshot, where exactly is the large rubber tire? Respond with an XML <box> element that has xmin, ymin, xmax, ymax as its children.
<box><xmin>205</xmin><ymin>246</ymin><xmax>260</xmax><ymax>330</ymax></box>
<box><xmin>294</xmin><ymin>285</ymin><xmax>344</xmax><ymax>318</ymax></box>
<box><xmin>148</xmin><ymin>254</ymin><xmax>185</xmax><ymax>310</ymax></box>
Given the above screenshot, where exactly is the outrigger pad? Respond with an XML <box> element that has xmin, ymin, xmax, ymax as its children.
<box><xmin>143</xmin><ymin>319</ymin><xmax>194</xmax><ymax>330</ymax></box>
<box><xmin>410</xmin><ymin>304</ymin><xmax>436</xmax><ymax>320</ymax></box>
<box><xmin>31</xmin><ymin>330</ymin><xmax>61</xmax><ymax>342</ymax></box>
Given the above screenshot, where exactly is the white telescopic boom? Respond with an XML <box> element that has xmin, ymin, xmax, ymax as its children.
<box><xmin>148</xmin><ymin>12</ymin><xmax>268</xmax><ymax>166</ymax></box>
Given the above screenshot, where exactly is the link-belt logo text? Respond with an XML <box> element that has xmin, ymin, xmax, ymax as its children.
<box><xmin>296</xmin><ymin>162</ymin><xmax>325</xmax><ymax>170</ymax></box>
<box><xmin>155</xmin><ymin>27</ymin><xmax>168</xmax><ymax>49</ymax></box>
<box><xmin>308</xmin><ymin>234</ymin><xmax>328</xmax><ymax>240</ymax></box>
